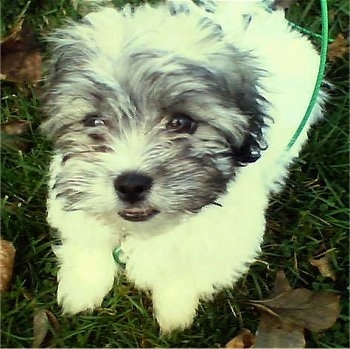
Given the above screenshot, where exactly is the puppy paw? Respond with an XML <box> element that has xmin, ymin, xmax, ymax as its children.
<box><xmin>152</xmin><ymin>286</ymin><xmax>199</xmax><ymax>333</ymax></box>
<box><xmin>56</xmin><ymin>249</ymin><xmax>117</xmax><ymax>314</ymax></box>
<box><xmin>57</xmin><ymin>274</ymin><xmax>112</xmax><ymax>314</ymax></box>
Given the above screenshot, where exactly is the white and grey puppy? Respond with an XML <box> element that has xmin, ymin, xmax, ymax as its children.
<box><xmin>42</xmin><ymin>0</ymin><xmax>325</xmax><ymax>332</ymax></box>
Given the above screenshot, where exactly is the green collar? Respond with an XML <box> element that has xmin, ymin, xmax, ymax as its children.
<box><xmin>113</xmin><ymin>247</ymin><xmax>126</xmax><ymax>268</ymax></box>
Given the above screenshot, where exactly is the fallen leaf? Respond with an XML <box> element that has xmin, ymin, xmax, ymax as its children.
<box><xmin>251</xmin><ymin>271</ymin><xmax>305</xmax><ymax>348</ymax></box>
<box><xmin>32</xmin><ymin>309</ymin><xmax>59</xmax><ymax>348</ymax></box>
<box><xmin>226</xmin><ymin>328</ymin><xmax>255</xmax><ymax>348</ymax></box>
<box><xmin>0</xmin><ymin>239</ymin><xmax>16</xmax><ymax>292</ymax></box>
<box><xmin>250</xmin><ymin>270</ymin><xmax>340</xmax><ymax>348</ymax></box>
<box><xmin>32</xmin><ymin>310</ymin><xmax>50</xmax><ymax>348</ymax></box>
<box><xmin>253</xmin><ymin>314</ymin><xmax>305</xmax><ymax>348</ymax></box>
<box><xmin>250</xmin><ymin>272</ymin><xmax>340</xmax><ymax>332</ymax></box>
<box><xmin>250</xmin><ymin>289</ymin><xmax>340</xmax><ymax>332</ymax></box>
<box><xmin>1</xmin><ymin>18</ymin><xmax>42</xmax><ymax>83</ymax></box>
<box><xmin>1</xmin><ymin>119</ymin><xmax>30</xmax><ymax>135</ymax></box>
<box><xmin>1</xmin><ymin>120</ymin><xmax>32</xmax><ymax>152</ymax></box>
<box><xmin>309</xmin><ymin>255</ymin><xmax>336</xmax><ymax>281</ymax></box>
<box><xmin>272</xmin><ymin>0</ymin><xmax>296</xmax><ymax>10</ymax></box>
<box><xmin>269</xmin><ymin>270</ymin><xmax>292</xmax><ymax>297</ymax></box>
<box><xmin>328</xmin><ymin>33</ymin><xmax>349</xmax><ymax>62</ymax></box>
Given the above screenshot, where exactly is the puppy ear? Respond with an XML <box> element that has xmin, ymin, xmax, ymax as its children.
<box><xmin>230</xmin><ymin>86</ymin><xmax>269</xmax><ymax>166</ymax></box>
<box><xmin>207</xmin><ymin>41</ymin><xmax>269</xmax><ymax>166</ymax></box>
<box><xmin>41</xmin><ymin>22</ymin><xmax>99</xmax><ymax>140</ymax></box>
<box><xmin>233</xmin><ymin>119</ymin><xmax>268</xmax><ymax>166</ymax></box>
<box><xmin>231</xmin><ymin>81</ymin><xmax>269</xmax><ymax>166</ymax></box>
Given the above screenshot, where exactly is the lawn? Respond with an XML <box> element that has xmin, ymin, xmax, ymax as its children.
<box><xmin>1</xmin><ymin>0</ymin><xmax>348</xmax><ymax>347</ymax></box>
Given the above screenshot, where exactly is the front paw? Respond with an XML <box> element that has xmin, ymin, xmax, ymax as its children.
<box><xmin>152</xmin><ymin>286</ymin><xmax>199</xmax><ymax>333</ymax></box>
<box><xmin>57</xmin><ymin>269</ymin><xmax>115</xmax><ymax>314</ymax></box>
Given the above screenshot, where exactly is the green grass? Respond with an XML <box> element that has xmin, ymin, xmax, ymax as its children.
<box><xmin>1</xmin><ymin>0</ymin><xmax>349</xmax><ymax>347</ymax></box>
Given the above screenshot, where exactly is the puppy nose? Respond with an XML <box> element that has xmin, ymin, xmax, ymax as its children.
<box><xmin>114</xmin><ymin>172</ymin><xmax>153</xmax><ymax>203</ymax></box>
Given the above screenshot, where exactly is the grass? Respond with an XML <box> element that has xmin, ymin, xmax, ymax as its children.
<box><xmin>1</xmin><ymin>0</ymin><xmax>349</xmax><ymax>347</ymax></box>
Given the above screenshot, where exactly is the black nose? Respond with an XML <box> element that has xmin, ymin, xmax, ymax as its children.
<box><xmin>114</xmin><ymin>172</ymin><xmax>153</xmax><ymax>203</ymax></box>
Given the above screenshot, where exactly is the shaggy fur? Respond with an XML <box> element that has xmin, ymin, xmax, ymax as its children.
<box><xmin>42</xmin><ymin>0</ymin><xmax>325</xmax><ymax>332</ymax></box>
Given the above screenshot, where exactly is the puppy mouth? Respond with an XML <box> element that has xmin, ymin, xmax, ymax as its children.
<box><xmin>118</xmin><ymin>207</ymin><xmax>160</xmax><ymax>222</ymax></box>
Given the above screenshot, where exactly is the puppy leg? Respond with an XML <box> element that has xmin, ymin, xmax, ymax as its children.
<box><xmin>152</xmin><ymin>283</ymin><xmax>199</xmax><ymax>333</ymax></box>
<box><xmin>55</xmin><ymin>240</ymin><xmax>117</xmax><ymax>314</ymax></box>
<box><xmin>49</xmin><ymin>209</ymin><xmax>119</xmax><ymax>314</ymax></box>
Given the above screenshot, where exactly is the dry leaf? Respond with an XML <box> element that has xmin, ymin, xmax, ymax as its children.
<box><xmin>226</xmin><ymin>328</ymin><xmax>255</xmax><ymax>348</ymax></box>
<box><xmin>252</xmin><ymin>271</ymin><xmax>305</xmax><ymax>348</ymax></box>
<box><xmin>250</xmin><ymin>270</ymin><xmax>341</xmax><ymax>332</ymax></box>
<box><xmin>250</xmin><ymin>270</ymin><xmax>340</xmax><ymax>348</ymax></box>
<box><xmin>272</xmin><ymin>0</ymin><xmax>296</xmax><ymax>10</ymax></box>
<box><xmin>254</xmin><ymin>313</ymin><xmax>305</xmax><ymax>348</ymax></box>
<box><xmin>32</xmin><ymin>309</ymin><xmax>59</xmax><ymax>348</ymax></box>
<box><xmin>1</xmin><ymin>120</ymin><xmax>32</xmax><ymax>152</ymax></box>
<box><xmin>32</xmin><ymin>310</ymin><xmax>50</xmax><ymax>348</ymax></box>
<box><xmin>252</xmin><ymin>271</ymin><xmax>305</xmax><ymax>347</ymax></box>
<box><xmin>1</xmin><ymin>119</ymin><xmax>30</xmax><ymax>135</ymax></box>
<box><xmin>269</xmin><ymin>270</ymin><xmax>292</xmax><ymax>297</ymax></box>
<box><xmin>250</xmin><ymin>289</ymin><xmax>340</xmax><ymax>332</ymax></box>
<box><xmin>0</xmin><ymin>239</ymin><xmax>16</xmax><ymax>292</ymax></box>
<box><xmin>328</xmin><ymin>33</ymin><xmax>349</xmax><ymax>62</ymax></box>
<box><xmin>309</xmin><ymin>255</ymin><xmax>336</xmax><ymax>281</ymax></box>
<box><xmin>1</xmin><ymin>19</ymin><xmax>42</xmax><ymax>83</ymax></box>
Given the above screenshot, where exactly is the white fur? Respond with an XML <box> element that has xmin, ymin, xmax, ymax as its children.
<box><xmin>46</xmin><ymin>0</ymin><xmax>325</xmax><ymax>332</ymax></box>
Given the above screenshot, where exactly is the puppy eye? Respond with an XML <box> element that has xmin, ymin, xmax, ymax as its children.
<box><xmin>166</xmin><ymin>114</ymin><xmax>197</xmax><ymax>134</ymax></box>
<box><xmin>83</xmin><ymin>114</ymin><xmax>106</xmax><ymax>127</ymax></box>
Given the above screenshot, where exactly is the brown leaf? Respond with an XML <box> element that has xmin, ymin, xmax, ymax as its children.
<box><xmin>1</xmin><ymin>119</ymin><xmax>30</xmax><ymax>135</ymax></box>
<box><xmin>1</xmin><ymin>120</ymin><xmax>32</xmax><ymax>152</ymax></box>
<box><xmin>309</xmin><ymin>255</ymin><xmax>336</xmax><ymax>281</ymax></box>
<box><xmin>252</xmin><ymin>271</ymin><xmax>305</xmax><ymax>348</ymax></box>
<box><xmin>226</xmin><ymin>328</ymin><xmax>255</xmax><ymax>348</ymax></box>
<box><xmin>32</xmin><ymin>309</ymin><xmax>59</xmax><ymax>348</ymax></box>
<box><xmin>1</xmin><ymin>19</ymin><xmax>42</xmax><ymax>83</ymax></box>
<box><xmin>250</xmin><ymin>288</ymin><xmax>340</xmax><ymax>332</ymax></box>
<box><xmin>270</xmin><ymin>270</ymin><xmax>292</xmax><ymax>297</ymax></box>
<box><xmin>0</xmin><ymin>239</ymin><xmax>16</xmax><ymax>292</ymax></box>
<box><xmin>272</xmin><ymin>0</ymin><xmax>296</xmax><ymax>10</ymax></box>
<box><xmin>253</xmin><ymin>313</ymin><xmax>305</xmax><ymax>348</ymax></box>
<box><xmin>328</xmin><ymin>33</ymin><xmax>349</xmax><ymax>62</ymax></box>
<box><xmin>250</xmin><ymin>271</ymin><xmax>340</xmax><ymax>348</ymax></box>
<box><xmin>32</xmin><ymin>310</ymin><xmax>50</xmax><ymax>348</ymax></box>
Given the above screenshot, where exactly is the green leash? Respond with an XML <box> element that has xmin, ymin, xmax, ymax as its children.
<box><xmin>286</xmin><ymin>0</ymin><xmax>329</xmax><ymax>150</ymax></box>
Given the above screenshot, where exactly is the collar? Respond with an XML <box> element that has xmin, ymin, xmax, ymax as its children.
<box><xmin>113</xmin><ymin>246</ymin><xmax>126</xmax><ymax>268</ymax></box>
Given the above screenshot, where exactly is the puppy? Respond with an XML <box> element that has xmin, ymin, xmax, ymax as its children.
<box><xmin>41</xmin><ymin>0</ymin><xmax>325</xmax><ymax>332</ymax></box>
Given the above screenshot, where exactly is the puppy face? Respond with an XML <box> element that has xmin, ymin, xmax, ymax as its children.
<box><xmin>42</xmin><ymin>4</ymin><xmax>267</xmax><ymax>226</ymax></box>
